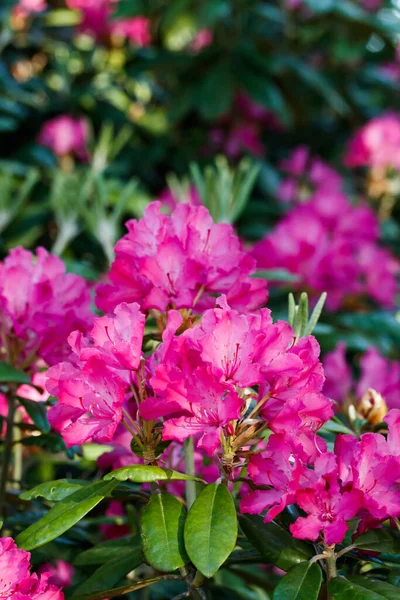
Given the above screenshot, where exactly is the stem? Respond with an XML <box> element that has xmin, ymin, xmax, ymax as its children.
<box><xmin>0</xmin><ymin>393</ymin><xmax>16</xmax><ymax>523</ymax></box>
<box><xmin>184</xmin><ymin>437</ymin><xmax>196</xmax><ymax>509</ymax></box>
<box><xmin>325</xmin><ymin>544</ymin><xmax>337</xmax><ymax>600</ymax></box>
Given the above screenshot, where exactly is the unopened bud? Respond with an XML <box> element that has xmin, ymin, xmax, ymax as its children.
<box><xmin>357</xmin><ymin>388</ymin><xmax>388</xmax><ymax>426</ymax></box>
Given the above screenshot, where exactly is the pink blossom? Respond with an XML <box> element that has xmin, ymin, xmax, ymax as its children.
<box><xmin>251</xmin><ymin>194</ymin><xmax>398</xmax><ymax>309</ymax></box>
<box><xmin>0</xmin><ymin>537</ymin><xmax>31</xmax><ymax>598</ymax></box>
<box><xmin>190</xmin><ymin>29</ymin><xmax>213</xmax><ymax>52</ymax></box>
<box><xmin>111</xmin><ymin>17</ymin><xmax>152</xmax><ymax>46</ymax></box>
<box><xmin>0</xmin><ymin>537</ymin><xmax>64</xmax><ymax>600</ymax></box>
<box><xmin>290</xmin><ymin>460</ymin><xmax>363</xmax><ymax>545</ymax></box>
<box><xmin>278</xmin><ymin>146</ymin><xmax>343</xmax><ymax>204</ymax></box>
<box><xmin>17</xmin><ymin>0</ymin><xmax>47</xmax><ymax>13</ymax></box>
<box><xmin>37</xmin><ymin>561</ymin><xmax>73</xmax><ymax>588</ymax></box>
<box><xmin>323</xmin><ymin>343</ymin><xmax>352</xmax><ymax>403</ymax></box>
<box><xmin>18</xmin><ymin>372</ymin><xmax>50</xmax><ymax>403</ymax></box>
<box><xmin>344</xmin><ymin>113</ymin><xmax>400</xmax><ymax>170</ymax></box>
<box><xmin>240</xmin><ymin>435</ymin><xmax>305</xmax><ymax>520</ymax></box>
<box><xmin>96</xmin><ymin>202</ymin><xmax>267</xmax><ymax>314</ymax></box>
<box><xmin>12</xmin><ymin>572</ymin><xmax>64</xmax><ymax>600</ymax></box>
<box><xmin>0</xmin><ymin>247</ymin><xmax>92</xmax><ymax>367</ymax></box>
<box><xmin>66</xmin><ymin>0</ymin><xmax>111</xmax><ymax>41</ymax></box>
<box><xmin>357</xmin><ymin>348</ymin><xmax>400</xmax><ymax>410</ymax></box>
<box><xmin>158</xmin><ymin>185</ymin><xmax>201</xmax><ymax>211</ymax></box>
<box><xmin>38</xmin><ymin>115</ymin><xmax>89</xmax><ymax>161</ymax></box>
<box><xmin>47</xmin><ymin>357</ymin><xmax>125</xmax><ymax>447</ymax></box>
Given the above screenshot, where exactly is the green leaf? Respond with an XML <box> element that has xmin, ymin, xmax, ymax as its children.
<box><xmin>104</xmin><ymin>464</ymin><xmax>204</xmax><ymax>484</ymax></box>
<box><xmin>254</xmin><ymin>269</ymin><xmax>301</xmax><ymax>283</ymax></box>
<box><xmin>239</xmin><ymin>515</ymin><xmax>312</xmax><ymax>571</ymax></box>
<box><xmin>197</xmin><ymin>62</ymin><xmax>235</xmax><ymax>120</ymax></box>
<box><xmin>20</xmin><ymin>479</ymin><xmax>87</xmax><ymax>502</ymax></box>
<box><xmin>72</xmin><ymin>545</ymin><xmax>142</xmax><ymax>599</ymax></box>
<box><xmin>75</xmin><ymin>536</ymin><xmax>137</xmax><ymax>566</ymax></box>
<box><xmin>17</xmin><ymin>398</ymin><xmax>50</xmax><ymax>433</ymax></box>
<box><xmin>328</xmin><ymin>576</ymin><xmax>400</xmax><ymax>599</ymax></box>
<box><xmin>304</xmin><ymin>292</ymin><xmax>327</xmax><ymax>336</ymax></box>
<box><xmin>273</xmin><ymin>562</ymin><xmax>322</xmax><ymax>600</ymax></box>
<box><xmin>0</xmin><ymin>362</ymin><xmax>30</xmax><ymax>384</ymax></box>
<box><xmin>141</xmin><ymin>493</ymin><xmax>188</xmax><ymax>572</ymax></box>
<box><xmin>16</xmin><ymin>480</ymin><xmax>118</xmax><ymax>551</ymax></box>
<box><xmin>354</xmin><ymin>529</ymin><xmax>400</xmax><ymax>554</ymax></box>
<box><xmin>184</xmin><ymin>483</ymin><xmax>238</xmax><ymax>578</ymax></box>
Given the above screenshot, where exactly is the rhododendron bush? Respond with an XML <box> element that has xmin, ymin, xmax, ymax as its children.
<box><xmin>2</xmin><ymin>0</ymin><xmax>400</xmax><ymax>599</ymax></box>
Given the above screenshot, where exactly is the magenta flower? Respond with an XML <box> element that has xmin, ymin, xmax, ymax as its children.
<box><xmin>0</xmin><ymin>247</ymin><xmax>92</xmax><ymax>367</ymax></box>
<box><xmin>189</xmin><ymin>29</ymin><xmax>213</xmax><ymax>52</ymax></box>
<box><xmin>37</xmin><ymin>561</ymin><xmax>73</xmax><ymax>588</ymax></box>
<box><xmin>290</xmin><ymin>473</ymin><xmax>363</xmax><ymax>545</ymax></box>
<box><xmin>0</xmin><ymin>537</ymin><xmax>64</xmax><ymax>600</ymax></box>
<box><xmin>111</xmin><ymin>17</ymin><xmax>152</xmax><ymax>46</ymax></box>
<box><xmin>162</xmin><ymin>367</ymin><xmax>243</xmax><ymax>455</ymax></box>
<box><xmin>17</xmin><ymin>0</ymin><xmax>47</xmax><ymax>14</ymax></box>
<box><xmin>38</xmin><ymin>115</ymin><xmax>89</xmax><ymax>161</ymax></box>
<box><xmin>66</xmin><ymin>0</ymin><xmax>111</xmax><ymax>41</ymax></box>
<box><xmin>96</xmin><ymin>201</ymin><xmax>267</xmax><ymax>314</ymax></box>
<box><xmin>323</xmin><ymin>343</ymin><xmax>352</xmax><ymax>403</ymax></box>
<box><xmin>344</xmin><ymin>113</ymin><xmax>400</xmax><ymax>170</ymax></box>
<box><xmin>47</xmin><ymin>357</ymin><xmax>125</xmax><ymax>447</ymax></box>
<box><xmin>251</xmin><ymin>193</ymin><xmax>398</xmax><ymax>309</ymax></box>
<box><xmin>240</xmin><ymin>435</ymin><xmax>305</xmax><ymax>521</ymax></box>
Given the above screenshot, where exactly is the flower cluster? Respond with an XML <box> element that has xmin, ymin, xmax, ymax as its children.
<box><xmin>0</xmin><ymin>247</ymin><xmax>92</xmax><ymax>368</ymax></box>
<box><xmin>278</xmin><ymin>146</ymin><xmax>343</xmax><ymax>204</ymax></box>
<box><xmin>0</xmin><ymin>536</ymin><xmax>64</xmax><ymax>599</ymax></box>
<box><xmin>38</xmin><ymin>115</ymin><xmax>89</xmax><ymax>162</ymax></box>
<box><xmin>251</xmin><ymin>188</ymin><xmax>398</xmax><ymax>309</ymax></box>
<box><xmin>96</xmin><ymin>201</ymin><xmax>268</xmax><ymax>315</ymax></box>
<box><xmin>241</xmin><ymin>409</ymin><xmax>400</xmax><ymax>544</ymax></box>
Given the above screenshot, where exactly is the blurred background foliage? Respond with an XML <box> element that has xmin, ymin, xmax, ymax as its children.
<box><xmin>0</xmin><ymin>0</ymin><xmax>400</xmax><ymax>354</ymax></box>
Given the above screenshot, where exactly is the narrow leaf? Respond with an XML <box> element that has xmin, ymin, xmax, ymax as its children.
<box><xmin>184</xmin><ymin>483</ymin><xmax>238</xmax><ymax>578</ymax></box>
<box><xmin>75</xmin><ymin>536</ymin><xmax>138</xmax><ymax>566</ymax></box>
<box><xmin>0</xmin><ymin>362</ymin><xmax>30</xmax><ymax>384</ymax></box>
<box><xmin>17</xmin><ymin>398</ymin><xmax>50</xmax><ymax>433</ymax></box>
<box><xmin>16</xmin><ymin>480</ymin><xmax>118</xmax><ymax>550</ymax></box>
<box><xmin>304</xmin><ymin>292</ymin><xmax>327</xmax><ymax>336</ymax></box>
<box><xmin>72</xmin><ymin>547</ymin><xmax>142</xmax><ymax>598</ymax></box>
<box><xmin>141</xmin><ymin>493</ymin><xmax>187</xmax><ymax>572</ymax></box>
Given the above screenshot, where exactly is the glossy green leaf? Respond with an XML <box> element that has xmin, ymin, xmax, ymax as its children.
<box><xmin>354</xmin><ymin>529</ymin><xmax>400</xmax><ymax>553</ymax></box>
<box><xmin>184</xmin><ymin>483</ymin><xmax>238</xmax><ymax>578</ymax></box>
<box><xmin>75</xmin><ymin>536</ymin><xmax>138</xmax><ymax>566</ymax></box>
<box><xmin>17</xmin><ymin>398</ymin><xmax>50</xmax><ymax>433</ymax></box>
<box><xmin>141</xmin><ymin>493</ymin><xmax>187</xmax><ymax>572</ymax></box>
<box><xmin>20</xmin><ymin>479</ymin><xmax>87</xmax><ymax>502</ymax></box>
<box><xmin>273</xmin><ymin>562</ymin><xmax>322</xmax><ymax>600</ymax></box>
<box><xmin>104</xmin><ymin>464</ymin><xmax>204</xmax><ymax>484</ymax></box>
<box><xmin>0</xmin><ymin>362</ymin><xmax>30</xmax><ymax>383</ymax></box>
<box><xmin>239</xmin><ymin>515</ymin><xmax>312</xmax><ymax>571</ymax></box>
<box><xmin>71</xmin><ymin>545</ymin><xmax>142</xmax><ymax>599</ymax></box>
<box><xmin>328</xmin><ymin>576</ymin><xmax>400</xmax><ymax>599</ymax></box>
<box><xmin>16</xmin><ymin>480</ymin><xmax>118</xmax><ymax>551</ymax></box>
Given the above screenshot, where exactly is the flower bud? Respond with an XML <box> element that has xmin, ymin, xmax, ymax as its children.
<box><xmin>357</xmin><ymin>388</ymin><xmax>388</xmax><ymax>426</ymax></box>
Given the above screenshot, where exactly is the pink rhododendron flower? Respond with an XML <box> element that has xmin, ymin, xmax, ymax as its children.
<box><xmin>47</xmin><ymin>302</ymin><xmax>145</xmax><ymax>447</ymax></box>
<box><xmin>47</xmin><ymin>357</ymin><xmax>126</xmax><ymax>447</ymax></box>
<box><xmin>158</xmin><ymin>185</ymin><xmax>201</xmax><ymax>211</ymax></box>
<box><xmin>323</xmin><ymin>343</ymin><xmax>352</xmax><ymax>403</ymax></box>
<box><xmin>111</xmin><ymin>17</ymin><xmax>151</xmax><ymax>46</ymax></box>
<box><xmin>290</xmin><ymin>457</ymin><xmax>363</xmax><ymax>545</ymax></box>
<box><xmin>37</xmin><ymin>561</ymin><xmax>74</xmax><ymax>588</ymax></box>
<box><xmin>0</xmin><ymin>247</ymin><xmax>92</xmax><ymax>367</ymax></box>
<box><xmin>38</xmin><ymin>115</ymin><xmax>89</xmax><ymax>161</ymax></box>
<box><xmin>96</xmin><ymin>202</ymin><xmax>267</xmax><ymax>314</ymax></box>
<box><xmin>17</xmin><ymin>0</ymin><xmax>47</xmax><ymax>13</ymax></box>
<box><xmin>66</xmin><ymin>0</ymin><xmax>111</xmax><ymax>40</ymax></box>
<box><xmin>278</xmin><ymin>146</ymin><xmax>343</xmax><ymax>204</ymax></box>
<box><xmin>0</xmin><ymin>537</ymin><xmax>64</xmax><ymax>600</ymax></box>
<box><xmin>344</xmin><ymin>113</ymin><xmax>400</xmax><ymax>170</ymax></box>
<box><xmin>251</xmin><ymin>193</ymin><xmax>398</xmax><ymax>309</ymax></box>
